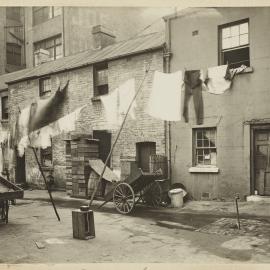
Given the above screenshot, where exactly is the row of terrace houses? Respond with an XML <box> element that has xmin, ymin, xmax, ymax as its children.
<box><xmin>0</xmin><ymin>7</ymin><xmax>270</xmax><ymax>201</ymax></box>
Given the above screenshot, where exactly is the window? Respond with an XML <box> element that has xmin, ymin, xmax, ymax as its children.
<box><xmin>6</xmin><ymin>43</ymin><xmax>21</xmax><ymax>66</ymax></box>
<box><xmin>33</xmin><ymin>7</ymin><xmax>62</xmax><ymax>25</ymax></box>
<box><xmin>39</xmin><ymin>77</ymin><xmax>51</xmax><ymax>96</ymax></box>
<box><xmin>34</xmin><ymin>35</ymin><xmax>62</xmax><ymax>64</ymax></box>
<box><xmin>6</xmin><ymin>7</ymin><xmax>21</xmax><ymax>21</ymax></box>
<box><xmin>65</xmin><ymin>140</ymin><xmax>71</xmax><ymax>155</ymax></box>
<box><xmin>1</xmin><ymin>96</ymin><xmax>8</xmax><ymax>120</ymax></box>
<box><xmin>194</xmin><ymin>128</ymin><xmax>217</xmax><ymax>166</ymax></box>
<box><xmin>40</xmin><ymin>147</ymin><xmax>52</xmax><ymax>167</ymax></box>
<box><xmin>93</xmin><ymin>63</ymin><xmax>108</xmax><ymax>96</ymax></box>
<box><xmin>219</xmin><ymin>19</ymin><xmax>249</xmax><ymax>69</ymax></box>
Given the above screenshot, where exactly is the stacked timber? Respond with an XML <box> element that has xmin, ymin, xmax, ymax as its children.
<box><xmin>70</xmin><ymin>135</ymin><xmax>99</xmax><ymax>198</ymax></box>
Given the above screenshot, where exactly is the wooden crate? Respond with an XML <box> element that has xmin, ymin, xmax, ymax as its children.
<box><xmin>72</xmin><ymin>209</ymin><xmax>95</xmax><ymax>240</ymax></box>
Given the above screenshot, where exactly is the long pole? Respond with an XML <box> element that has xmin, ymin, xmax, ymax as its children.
<box><xmin>89</xmin><ymin>63</ymin><xmax>152</xmax><ymax>206</ymax></box>
<box><xmin>31</xmin><ymin>146</ymin><xmax>60</xmax><ymax>221</ymax></box>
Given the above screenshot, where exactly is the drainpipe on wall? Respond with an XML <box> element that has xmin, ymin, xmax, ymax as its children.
<box><xmin>163</xmin><ymin>17</ymin><xmax>172</xmax><ymax>184</ymax></box>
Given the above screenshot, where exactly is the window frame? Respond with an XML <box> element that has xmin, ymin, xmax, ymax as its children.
<box><xmin>33</xmin><ymin>7</ymin><xmax>62</xmax><ymax>26</ymax></box>
<box><xmin>34</xmin><ymin>35</ymin><xmax>62</xmax><ymax>64</ymax></box>
<box><xmin>218</xmin><ymin>18</ymin><xmax>250</xmax><ymax>69</ymax></box>
<box><xmin>1</xmin><ymin>96</ymin><xmax>9</xmax><ymax>120</ymax></box>
<box><xmin>193</xmin><ymin>127</ymin><xmax>217</xmax><ymax>167</ymax></box>
<box><xmin>39</xmin><ymin>77</ymin><xmax>52</xmax><ymax>97</ymax></box>
<box><xmin>93</xmin><ymin>62</ymin><xmax>109</xmax><ymax>97</ymax></box>
<box><xmin>6</xmin><ymin>43</ymin><xmax>22</xmax><ymax>66</ymax></box>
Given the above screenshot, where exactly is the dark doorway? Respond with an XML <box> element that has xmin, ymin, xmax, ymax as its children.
<box><xmin>252</xmin><ymin>128</ymin><xmax>270</xmax><ymax>195</ymax></box>
<box><xmin>93</xmin><ymin>130</ymin><xmax>111</xmax><ymax>167</ymax></box>
<box><xmin>15</xmin><ymin>152</ymin><xmax>26</xmax><ymax>184</ymax></box>
<box><xmin>136</xmin><ymin>142</ymin><xmax>156</xmax><ymax>172</ymax></box>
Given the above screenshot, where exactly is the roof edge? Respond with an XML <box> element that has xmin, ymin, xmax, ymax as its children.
<box><xmin>6</xmin><ymin>44</ymin><xmax>164</xmax><ymax>85</ymax></box>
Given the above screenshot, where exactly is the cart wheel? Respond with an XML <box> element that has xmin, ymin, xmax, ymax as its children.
<box><xmin>1</xmin><ymin>200</ymin><xmax>9</xmax><ymax>224</ymax></box>
<box><xmin>113</xmin><ymin>183</ymin><xmax>135</xmax><ymax>214</ymax></box>
<box><xmin>142</xmin><ymin>181</ymin><xmax>162</xmax><ymax>207</ymax></box>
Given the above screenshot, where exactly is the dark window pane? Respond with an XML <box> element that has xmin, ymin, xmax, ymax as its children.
<box><xmin>222</xmin><ymin>45</ymin><xmax>250</xmax><ymax>69</ymax></box>
<box><xmin>1</xmin><ymin>96</ymin><xmax>8</xmax><ymax>120</ymax></box>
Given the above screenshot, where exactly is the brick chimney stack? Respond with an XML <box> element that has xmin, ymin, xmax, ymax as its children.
<box><xmin>92</xmin><ymin>25</ymin><xmax>116</xmax><ymax>50</ymax></box>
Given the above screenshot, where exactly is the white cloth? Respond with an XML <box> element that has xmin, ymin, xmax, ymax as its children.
<box><xmin>118</xmin><ymin>78</ymin><xmax>136</xmax><ymax>120</ymax></box>
<box><xmin>17</xmin><ymin>106</ymin><xmax>86</xmax><ymax>156</ymax></box>
<box><xmin>18</xmin><ymin>106</ymin><xmax>31</xmax><ymax>138</ymax></box>
<box><xmin>206</xmin><ymin>65</ymin><xmax>231</xmax><ymax>95</ymax></box>
<box><xmin>100</xmin><ymin>89</ymin><xmax>119</xmax><ymax>128</ymax></box>
<box><xmin>147</xmin><ymin>70</ymin><xmax>183</xmax><ymax>121</ymax></box>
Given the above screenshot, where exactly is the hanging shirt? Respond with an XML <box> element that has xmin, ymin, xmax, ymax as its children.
<box><xmin>100</xmin><ymin>89</ymin><xmax>119</xmax><ymax>128</ymax></box>
<box><xmin>206</xmin><ymin>65</ymin><xmax>232</xmax><ymax>95</ymax></box>
<box><xmin>118</xmin><ymin>78</ymin><xmax>137</xmax><ymax>121</ymax></box>
<box><xmin>147</xmin><ymin>71</ymin><xmax>183</xmax><ymax>121</ymax></box>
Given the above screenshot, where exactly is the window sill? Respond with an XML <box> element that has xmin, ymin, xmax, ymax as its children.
<box><xmin>91</xmin><ymin>96</ymin><xmax>101</xmax><ymax>102</ymax></box>
<box><xmin>1</xmin><ymin>119</ymin><xmax>8</xmax><ymax>123</ymax></box>
<box><xmin>189</xmin><ymin>166</ymin><xmax>219</xmax><ymax>173</ymax></box>
<box><xmin>236</xmin><ymin>66</ymin><xmax>253</xmax><ymax>74</ymax></box>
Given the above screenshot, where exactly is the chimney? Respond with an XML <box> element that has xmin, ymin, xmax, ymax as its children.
<box><xmin>92</xmin><ymin>25</ymin><xmax>116</xmax><ymax>50</ymax></box>
<box><xmin>34</xmin><ymin>49</ymin><xmax>50</xmax><ymax>66</ymax></box>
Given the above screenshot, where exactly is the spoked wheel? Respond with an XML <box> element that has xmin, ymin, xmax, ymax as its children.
<box><xmin>113</xmin><ymin>183</ymin><xmax>135</xmax><ymax>214</ymax></box>
<box><xmin>0</xmin><ymin>200</ymin><xmax>9</xmax><ymax>224</ymax></box>
<box><xmin>142</xmin><ymin>181</ymin><xmax>162</xmax><ymax>208</ymax></box>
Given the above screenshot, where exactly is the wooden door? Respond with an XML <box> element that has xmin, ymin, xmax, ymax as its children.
<box><xmin>136</xmin><ymin>142</ymin><xmax>156</xmax><ymax>172</ymax></box>
<box><xmin>15</xmin><ymin>153</ymin><xmax>26</xmax><ymax>184</ymax></box>
<box><xmin>93</xmin><ymin>130</ymin><xmax>111</xmax><ymax>167</ymax></box>
<box><xmin>254</xmin><ymin>130</ymin><xmax>270</xmax><ymax>195</ymax></box>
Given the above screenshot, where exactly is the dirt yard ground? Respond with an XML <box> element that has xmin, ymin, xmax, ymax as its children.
<box><xmin>0</xmin><ymin>190</ymin><xmax>270</xmax><ymax>266</ymax></box>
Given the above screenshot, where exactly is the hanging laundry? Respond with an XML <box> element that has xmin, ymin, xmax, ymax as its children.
<box><xmin>225</xmin><ymin>64</ymin><xmax>248</xmax><ymax>80</ymax></box>
<box><xmin>206</xmin><ymin>65</ymin><xmax>232</xmax><ymax>95</ymax></box>
<box><xmin>148</xmin><ymin>71</ymin><xmax>183</xmax><ymax>121</ymax></box>
<box><xmin>100</xmin><ymin>89</ymin><xmax>119</xmax><ymax>128</ymax></box>
<box><xmin>118</xmin><ymin>78</ymin><xmax>136</xmax><ymax>120</ymax></box>
<box><xmin>17</xmin><ymin>105</ymin><xmax>86</xmax><ymax>156</ymax></box>
<box><xmin>57</xmin><ymin>105</ymin><xmax>86</xmax><ymax>133</ymax></box>
<box><xmin>28</xmin><ymin>80</ymin><xmax>69</xmax><ymax>132</ymax></box>
<box><xmin>183</xmin><ymin>70</ymin><xmax>204</xmax><ymax>125</ymax></box>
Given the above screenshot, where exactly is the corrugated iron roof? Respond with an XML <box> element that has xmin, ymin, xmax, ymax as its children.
<box><xmin>5</xmin><ymin>32</ymin><xmax>164</xmax><ymax>85</ymax></box>
<box><xmin>0</xmin><ymin>68</ymin><xmax>35</xmax><ymax>90</ymax></box>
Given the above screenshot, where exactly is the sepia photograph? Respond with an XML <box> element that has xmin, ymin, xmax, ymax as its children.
<box><xmin>0</xmin><ymin>1</ymin><xmax>269</xmax><ymax>268</ymax></box>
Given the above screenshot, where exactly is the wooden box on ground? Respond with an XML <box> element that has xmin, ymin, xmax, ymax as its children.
<box><xmin>72</xmin><ymin>208</ymin><xmax>95</xmax><ymax>240</ymax></box>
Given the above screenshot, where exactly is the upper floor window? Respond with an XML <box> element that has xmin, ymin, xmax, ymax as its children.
<box><xmin>6</xmin><ymin>7</ymin><xmax>21</xmax><ymax>21</ymax></box>
<box><xmin>193</xmin><ymin>128</ymin><xmax>217</xmax><ymax>166</ymax></box>
<box><xmin>34</xmin><ymin>35</ymin><xmax>62</xmax><ymax>64</ymax></box>
<box><xmin>33</xmin><ymin>6</ymin><xmax>62</xmax><ymax>26</ymax></box>
<box><xmin>93</xmin><ymin>63</ymin><xmax>108</xmax><ymax>96</ymax></box>
<box><xmin>39</xmin><ymin>77</ymin><xmax>51</xmax><ymax>97</ymax></box>
<box><xmin>6</xmin><ymin>43</ymin><xmax>21</xmax><ymax>66</ymax></box>
<box><xmin>219</xmin><ymin>19</ymin><xmax>250</xmax><ymax>69</ymax></box>
<box><xmin>1</xmin><ymin>96</ymin><xmax>8</xmax><ymax>120</ymax></box>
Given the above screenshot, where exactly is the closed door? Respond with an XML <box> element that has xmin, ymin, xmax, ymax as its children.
<box><xmin>16</xmin><ymin>153</ymin><xmax>26</xmax><ymax>184</ymax></box>
<box><xmin>254</xmin><ymin>130</ymin><xmax>270</xmax><ymax>195</ymax></box>
<box><xmin>136</xmin><ymin>142</ymin><xmax>156</xmax><ymax>172</ymax></box>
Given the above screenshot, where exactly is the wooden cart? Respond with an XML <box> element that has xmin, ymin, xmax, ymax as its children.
<box><xmin>0</xmin><ymin>175</ymin><xmax>24</xmax><ymax>224</ymax></box>
<box><xmin>100</xmin><ymin>167</ymin><xmax>165</xmax><ymax>214</ymax></box>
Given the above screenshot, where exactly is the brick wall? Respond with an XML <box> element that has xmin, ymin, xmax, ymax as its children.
<box><xmin>8</xmin><ymin>49</ymin><xmax>165</xmax><ymax>188</ymax></box>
